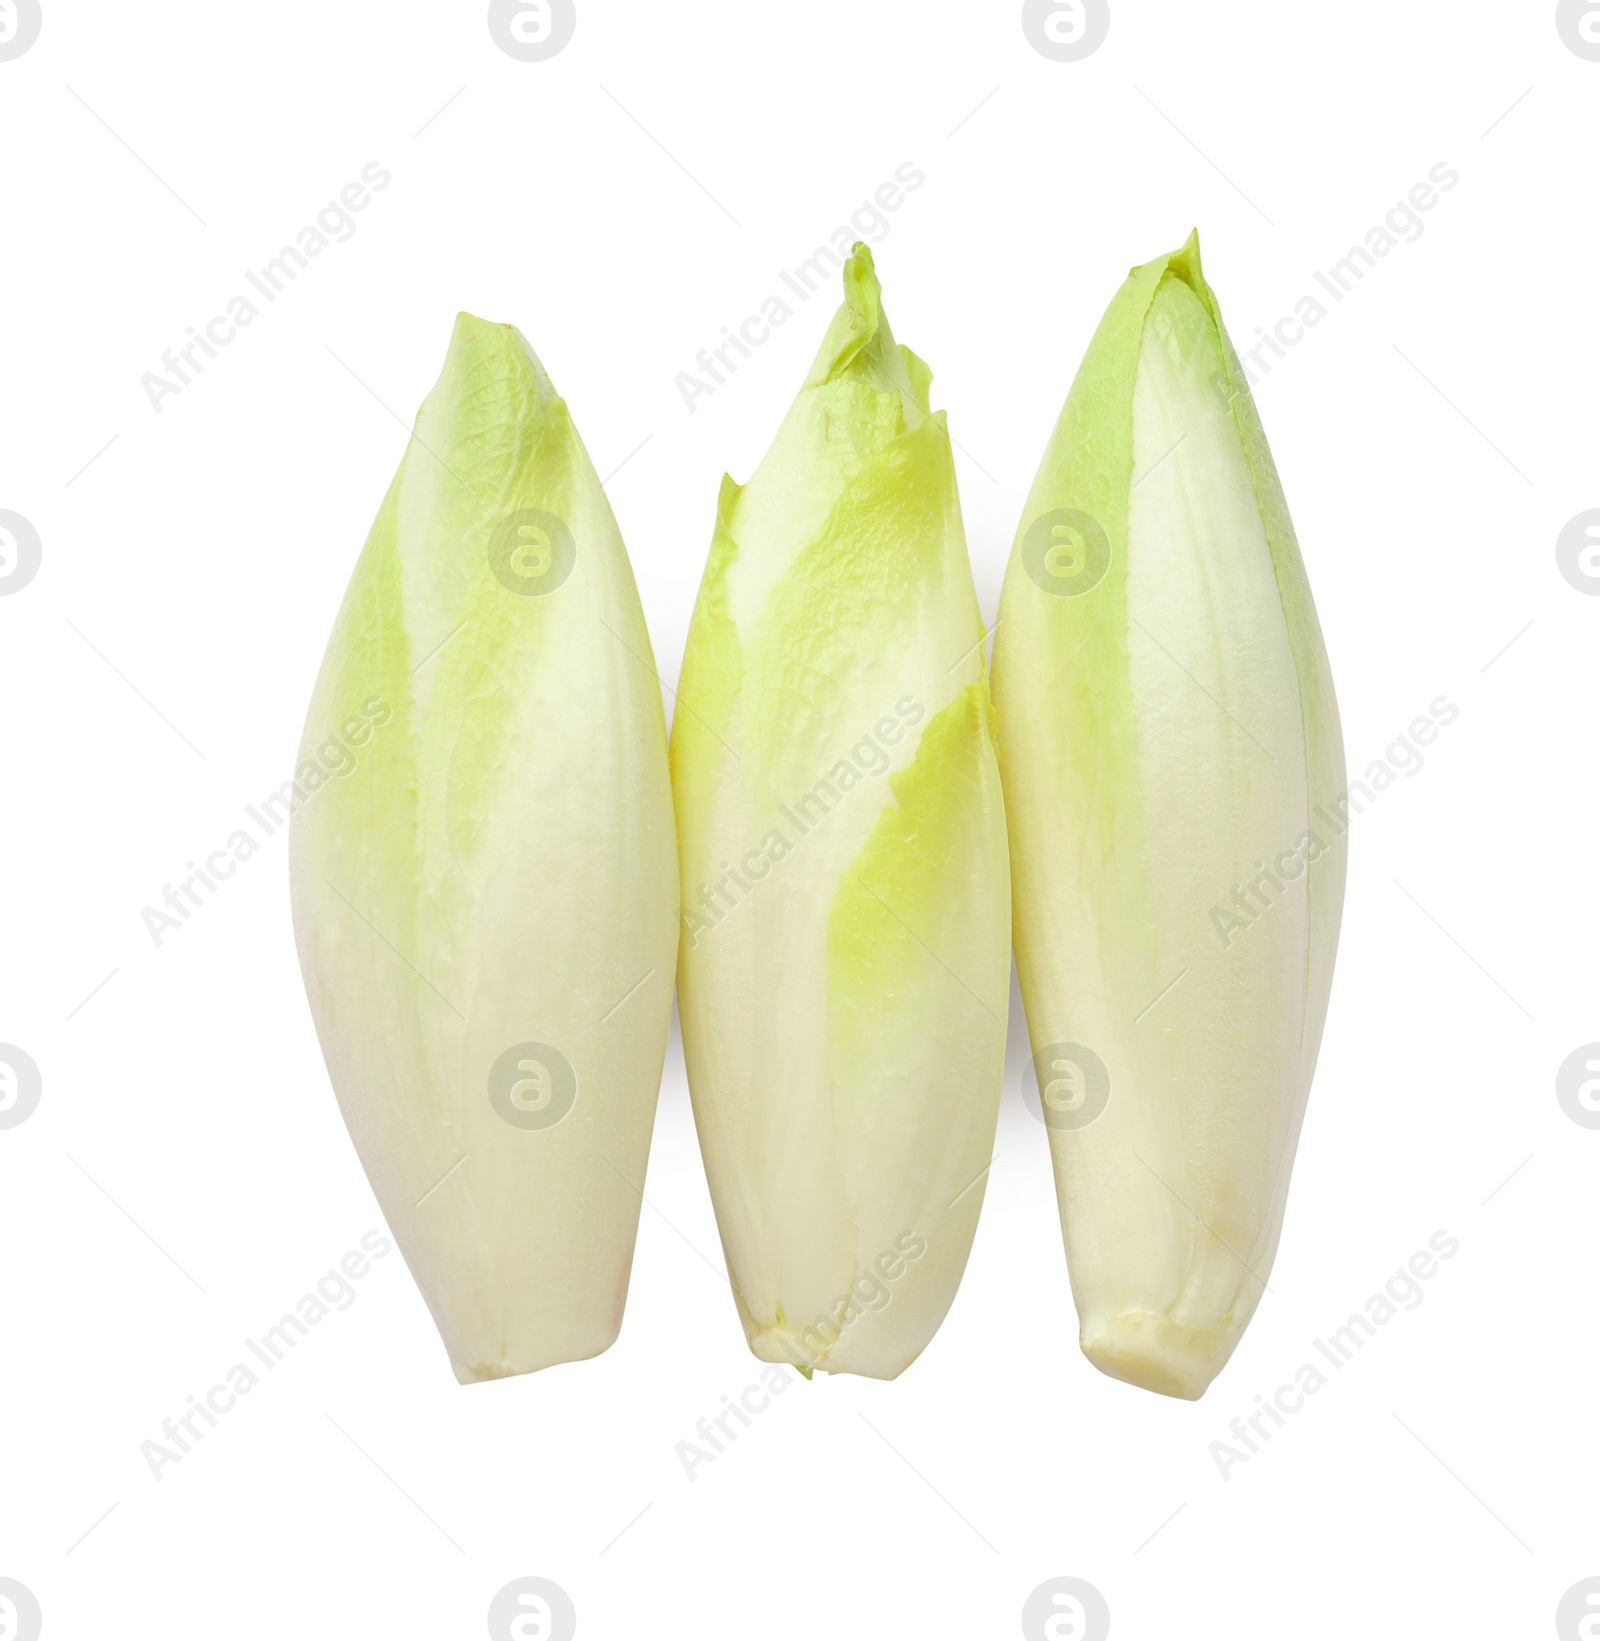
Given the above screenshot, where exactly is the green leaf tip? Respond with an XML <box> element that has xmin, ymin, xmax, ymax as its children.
<box><xmin>805</xmin><ymin>240</ymin><xmax>932</xmax><ymax>414</ymax></box>
<box><xmin>434</xmin><ymin>309</ymin><xmax>559</xmax><ymax>415</ymax></box>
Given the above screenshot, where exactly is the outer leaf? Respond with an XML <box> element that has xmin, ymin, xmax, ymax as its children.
<box><xmin>990</xmin><ymin>234</ymin><xmax>1346</xmax><ymax>1399</ymax></box>
<box><xmin>290</xmin><ymin>314</ymin><xmax>678</xmax><ymax>1383</ymax></box>
<box><xmin>672</xmin><ymin>245</ymin><xmax>1010</xmax><ymax>1380</ymax></box>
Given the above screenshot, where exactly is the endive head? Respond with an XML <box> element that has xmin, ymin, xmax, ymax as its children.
<box><xmin>292</xmin><ymin>312</ymin><xmax>677</xmax><ymax>1382</ymax></box>
<box><xmin>671</xmin><ymin>245</ymin><xmax>1008</xmax><ymax>1381</ymax></box>
<box><xmin>993</xmin><ymin>235</ymin><xmax>1345</xmax><ymax>1400</ymax></box>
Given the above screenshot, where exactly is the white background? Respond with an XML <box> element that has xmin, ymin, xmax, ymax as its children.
<box><xmin>2</xmin><ymin>2</ymin><xmax>1596</xmax><ymax>1636</ymax></box>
